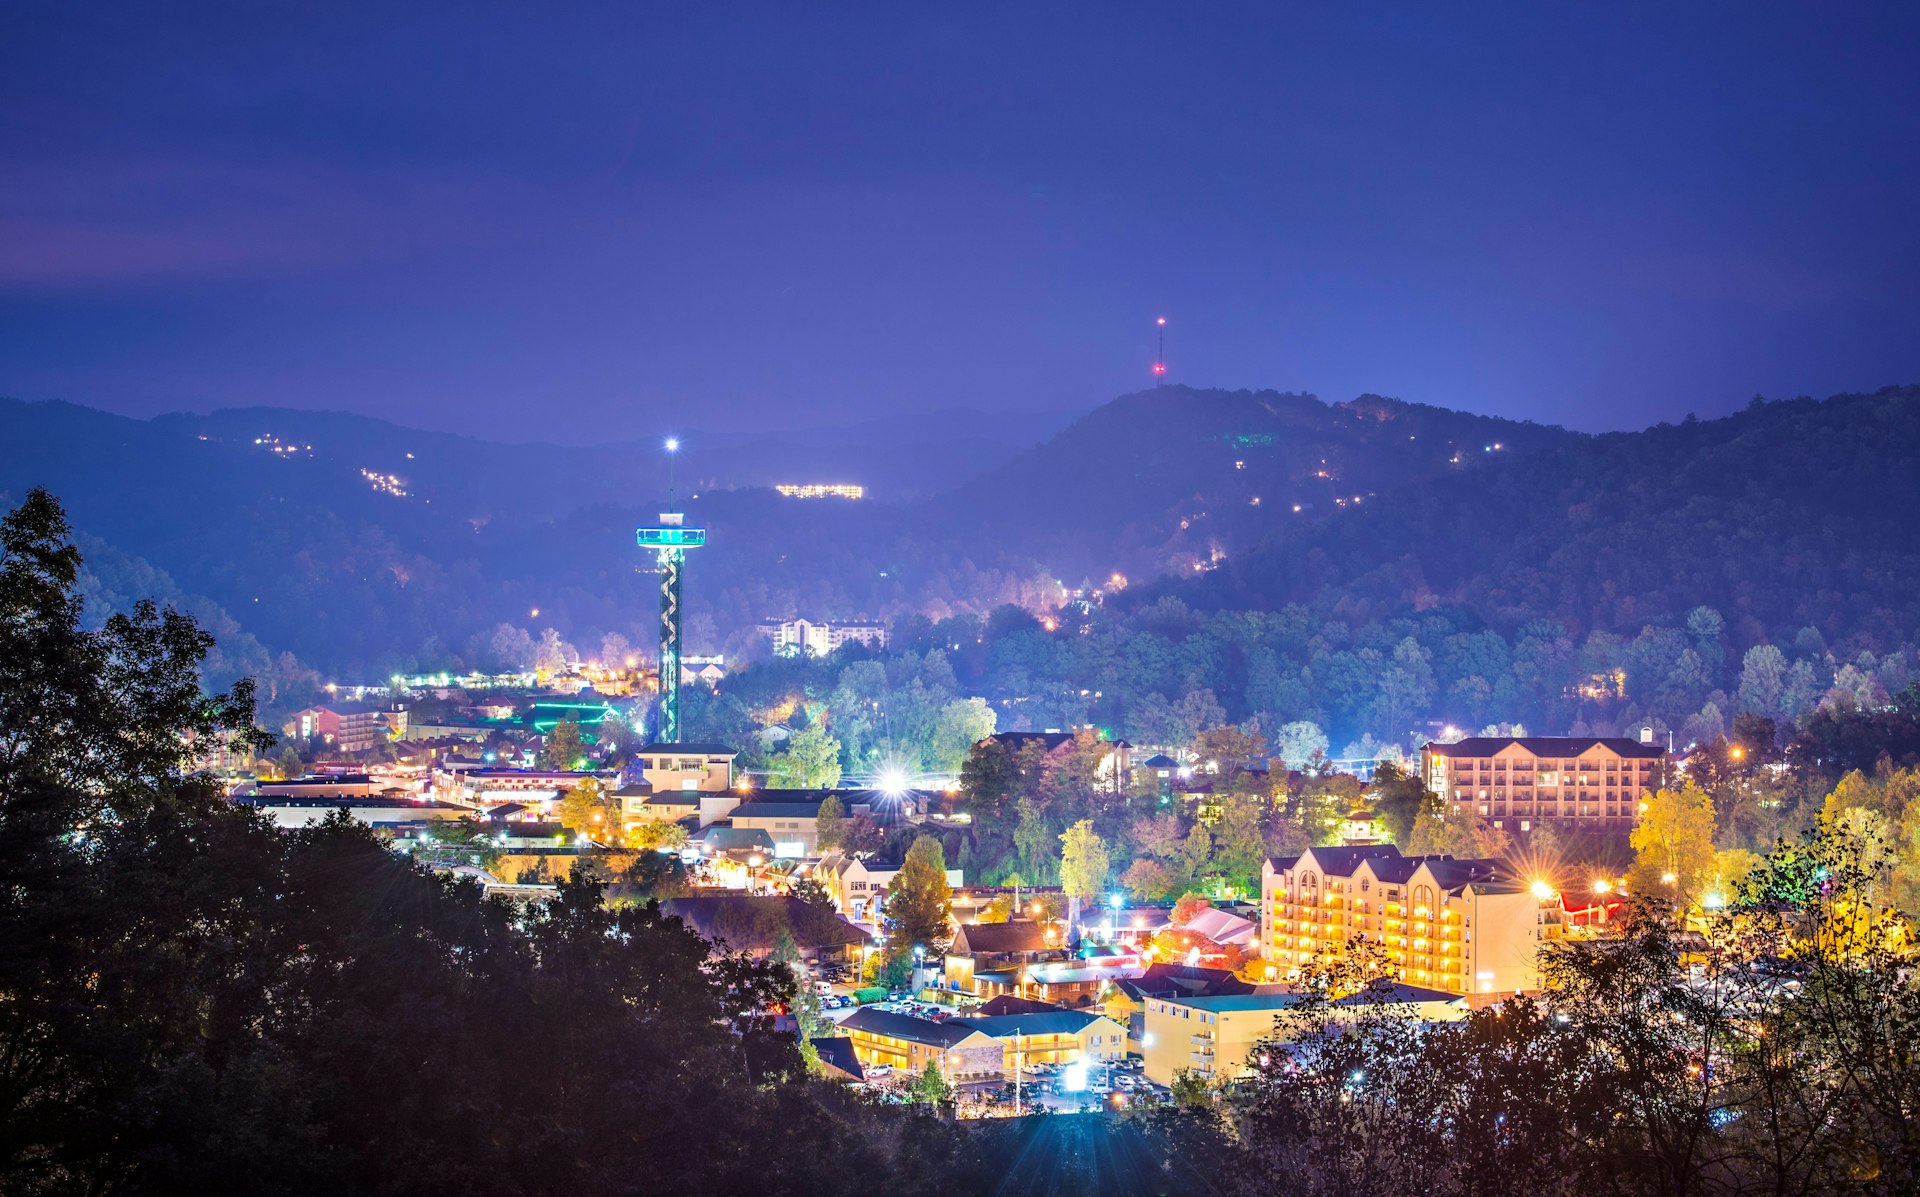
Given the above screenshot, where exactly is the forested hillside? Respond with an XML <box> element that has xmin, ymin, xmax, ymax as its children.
<box><xmin>4</xmin><ymin>386</ymin><xmax>1917</xmax><ymax>752</ymax></box>
<box><xmin>700</xmin><ymin>388</ymin><xmax>1920</xmax><ymax>767</ymax></box>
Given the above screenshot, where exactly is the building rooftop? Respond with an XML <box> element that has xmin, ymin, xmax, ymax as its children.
<box><xmin>696</xmin><ymin>826</ymin><xmax>776</xmax><ymax>853</ymax></box>
<box><xmin>957</xmin><ymin>1010</ymin><xmax>1116</xmax><ymax>1038</ymax></box>
<box><xmin>1424</xmin><ymin>736</ymin><xmax>1666</xmax><ymax>759</ymax></box>
<box><xmin>727</xmin><ymin>799</ymin><xmax>829</xmax><ymax>819</ymax></box>
<box><xmin>1157</xmin><ymin>983</ymin><xmax>1468</xmax><ymax>1014</ymax></box>
<box><xmin>986</xmin><ymin>731</ymin><xmax>1132</xmax><ymax>753</ymax></box>
<box><xmin>950</xmin><ymin>921</ymin><xmax>1052</xmax><ymax>956</ymax></box>
<box><xmin>838</xmin><ymin>1007</ymin><xmax>988</xmax><ymax>1048</ymax></box>
<box><xmin>637</xmin><ymin>743</ymin><xmax>738</xmax><ymax>757</ymax></box>
<box><xmin>810</xmin><ymin>1036</ymin><xmax>864</xmax><ymax>1080</ymax></box>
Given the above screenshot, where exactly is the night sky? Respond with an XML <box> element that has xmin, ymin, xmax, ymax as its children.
<box><xmin>3</xmin><ymin>2</ymin><xmax>1917</xmax><ymax>443</ymax></box>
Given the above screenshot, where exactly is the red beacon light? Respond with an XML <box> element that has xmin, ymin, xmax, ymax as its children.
<box><xmin>1152</xmin><ymin>361</ymin><xmax>1167</xmax><ymax>375</ymax></box>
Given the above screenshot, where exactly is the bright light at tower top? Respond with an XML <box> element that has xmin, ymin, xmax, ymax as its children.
<box><xmin>664</xmin><ymin>437</ymin><xmax>680</xmax><ymax>453</ymax></box>
<box><xmin>1156</xmin><ymin>316</ymin><xmax>1167</xmax><ymax>326</ymax></box>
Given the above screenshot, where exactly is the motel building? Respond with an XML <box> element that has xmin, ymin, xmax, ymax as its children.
<box><xmin>837</xmin><ymin>1007</ymin><xmax>1128</xmax><ymax>1084</ymax></box>
<box><xmin>1139</xmin><ymin>986</ymin><xmax>1470</xmax><ymax>1088</ymax></box>
<box><xmin>837</xmin><ymin>1008</ymin><xmax>1004</xmax><ymax>1083</ymax></box>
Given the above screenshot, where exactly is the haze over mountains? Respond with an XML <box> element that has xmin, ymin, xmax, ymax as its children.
<box><xmin>2</xmin><ymin>384</ymin><xmax>1916</xmax><ymax>697</ymax></box>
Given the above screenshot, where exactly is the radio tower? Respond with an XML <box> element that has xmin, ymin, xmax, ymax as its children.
<box><xmin>1152</xmin><ymin>316</ymin><xmax>1168</xmax><ymax>382</ymax></box>
<box><xmin>636</xmin><ymin>437</ymin><xmax>705</xmax><ymax>743</ymax></box>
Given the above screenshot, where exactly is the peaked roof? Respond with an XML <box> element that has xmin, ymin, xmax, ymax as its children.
<box><xmin>987</xmin><ymin>731</ymin><xmax>1132</xmax><ymax>753</ymax></box>
<box><xmin>950</xmin><ymin>921</ymin><xmax>1051</xmax><ymax>956</ymax></box>
<box><xmin>1424</xmin><ymin>736</ymin><xmax>1665</xmax><ymax>759</ymax></box>
<box><xmin>1181</xmin><ymin>907</ymin><xmax>1258</xmax><ymax>946</ymax></box>
<box><xmin>839</xmin><ymin>1007</ymin><xmax>990</xmax><ymax>1048</ymax></box>
<box><xmin>810</xmin><ymin>1036</ymin><xmax>864</xmax><ymax>1080</ymax></box>
<box><xmin>957</xmin><ymin>1010</ymin><xmax>1119</xmax><ymax>1038</ymax></box>
<box><xmin>977</xmin><ymin>995</ymin><xmax>1068</xmax><ymax>1016</ymax></box>
<box><xmin>695</xmin><ymin>826</ymin><xmax>775</xmax><ymax>852</ymax></box>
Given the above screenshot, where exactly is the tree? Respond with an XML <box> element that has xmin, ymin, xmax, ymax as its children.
<box><xmin>1121</xmin><ymin>857</ymin><xmax>1185</xmax><ymax>903</ymax></box>
<box><xmin>1406</xmin><ymin>807</ymin><xmax>1511</xmax><ymax>860</ymax></box>
<box><xmin>771</xmin><ymin>723</ymin><xmax>842</xmax><ymax>788</ymax></box>
<box><xmin>976</xmin><ymin>894</ymin><xmax>1013</xmax><ymax>923</ymax></box>
<box><xmin>886</xmin><ymin>836</ymin><xmax>952</xmax><ymax>950</ymax></box>
<box><xmin>1369</xmin><ymin>761</ymin><xmax>1439</xmax><ymax>848</ymax></box>
<box><xmin>542</xmin><ymin>718</ymin><xmax>585</xmax><ymax>769</ymax></box>
<box><xmin>1</xmin><ymin>492</ymin><xmax>1017</xmax><ymax>1195</ymax></box>
<box><xmin>1195</xmin><ymin>722</ymin><xmax>1268</xmax><ymax>770</ymax></box>
<box><xmin>789</xmin><ymin>876</ymin><xmax>837</xmax><ymax>911</ymax></box>
<box><xmin>556</xmin><ymin>777</ymin><xmax>619</xmax><ymax>844</ymax></box>
<box><xmin>907</xmin><ymin>1060</ymin><xmax>955</xmax><ymax>1106</ymax></box>
<box><xmin>1275</xmin><ymin>720</ymin><xmax>1330</xmax><ymax>770</ymax></box>
<box><xmin>1013</xmin><ymin>797</ymin><xmax>1057</xmax><ymax>884</ymax></box>
<box><xmin>1628</xmin><ymin>784</ymin><xmax>1718</xmax><ymax>909</ymax></box>
<box><xmin>1059</xmin><ymin>819</ymin><xmax>1111</xmax><ymax>906</ymax></box>
<box><xmin>629</xmin><ymin>817</ymin><xmax>688</xmax><ymax>852</ymax></box>
<box><xmin>1213</xmin><ymin>793</ymin><xmax>1270</xmax><ymax>896</ymax></box>
<box><xmin>273</xmin><ymin>744</ymin><xmax>304</xmax><ymax>779</ymax></box>
<box><xmin>1171</xmin><ymin>892</ymin><xmax>1212</xmax><ymax>926</ymax></box>
<box><xmin>815</xmin><ymin>793</ymin><xmax>848</xmax><ymax>853</ymax></box>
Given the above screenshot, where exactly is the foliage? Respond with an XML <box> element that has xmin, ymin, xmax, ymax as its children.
<box><xmin>815</xmin><ymin>793</ymin><xmax>847</xmax><ymax>853</ymax></box>
<box><xmin>886</xmin><ymin>836</ymin><xmax>953</xmax><ymax>950</ymax></box>
<box><xmin>0</xmin><ymin>491</ymin><xmax>1026</xmax><ymax>1196</ymax></box>
<box><xmin>1628</xmin><ymin>783</ymin><xmax>1719</xmax><ymax>908</ymax></box>
<box><xmin>907</xmin><ymin>1061</ymin><xmax>954</xmax><ymax>1106</ymax></box>
<box><xmin>1171</xmin><ymin>892</ymin><xmax>1212</xmax><ymax>926</ymax></box>
<box><xmin>769</xmin><ymin>722</ymin><xmax>843</xmax><ymax>788</ymax></box>
<box><xmin>788</xmin><ymin>876</ymin><xmax>837</xmax><ymax>911</ymax></box>
<box><xmin>556</xmin><ymin>776</ymin><xmax>619</xmax><ymax>843</ymax></box>
<box><xmin>1058</xmin><ymin>819</ymin><xmax>1111</xmax><ymax>903</ymax></box>
<box><xmin>541</xmin><ymin>717</ymin><xmax>585</xmax><ymax>769</ymax></box>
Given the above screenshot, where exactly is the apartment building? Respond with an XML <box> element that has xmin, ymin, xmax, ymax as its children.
<box><xmin>631</xmin><ymin>742</ymin><xmax>737</xmax><ymax>793</ymax></box>
<box><xmin>1260</xmin><ymin>845</ymin><xmax>1555</xmax><ymax>996</ymax></box>
<box><xmin>758</xmin><ymin>617</ymin><xmax>889</xmax><ymax>658</ymax></box>
<box><xmin>1420</xmin><ymin>735</ymin><xmax>1667</xmax><ymax>832</ymax></box>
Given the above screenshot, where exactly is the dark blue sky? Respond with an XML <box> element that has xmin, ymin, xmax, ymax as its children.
<box><xmin>3</xmin><ymin>2</ymin><xmax>1917</xmax><ymax>443</ymax></box>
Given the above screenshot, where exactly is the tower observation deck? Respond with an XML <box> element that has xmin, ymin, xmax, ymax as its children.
<box><xmin>635</xmin><ymin>512</ymin><xmax>705</xmax><ymax>743</ymax></box>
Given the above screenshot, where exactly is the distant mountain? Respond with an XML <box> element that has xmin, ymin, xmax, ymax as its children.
<box><xmin>4</xmin><ymin>385</ymin><xmax>1917</xmax><ymax>702</ymax></box>
<box><xmin>930</xmin><ymin>386</ymin><xmax>1575</xmax><ymax>580</ymax></box>
<box><xmin>0</xmin><ymin>397</ymin><xmax>1076</xmax><ymax>679</ymax></box>
<box><xmin>1164</xmin><ymin>386</ymin><xmax>1920</xmax><ymax>646</ymax></box>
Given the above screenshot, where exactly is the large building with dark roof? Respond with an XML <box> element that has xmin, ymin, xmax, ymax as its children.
<box><xmin>1420</xmin><ymin>735</ymin><xmax>1668</xmax><ymax>832</ymax></box>
<box><xmin>1261</xmin><ymin>844</ymin><xmax>1557</xmax><ymax>996</ymax></box>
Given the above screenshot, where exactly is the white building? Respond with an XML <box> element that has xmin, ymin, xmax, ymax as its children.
<box><xmin>758</xmin><ymin>617</ymin><xmax>888</xmax><ymax>658</ymax></box>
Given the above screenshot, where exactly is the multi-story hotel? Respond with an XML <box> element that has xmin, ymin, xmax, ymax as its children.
<box><xmin>1260</xmin><ymin>845</ymin><xmax>1556</xmax><ymax>996</ymax></box>
<box><xmin>1420</xmin><ymin>735</ymin><xmax>1668</xmax><ymax>832</ymax></box>
<box><xmin>757</xmin><ymin>616</ymin><xmax>889</xmax><ymax>658</ymax></box>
